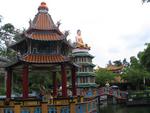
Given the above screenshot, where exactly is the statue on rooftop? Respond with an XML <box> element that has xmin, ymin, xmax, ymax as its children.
<box><xmin>75</xmin><ymin>29</ymin><xmax>90</xmax><ymax>49</ymax></box>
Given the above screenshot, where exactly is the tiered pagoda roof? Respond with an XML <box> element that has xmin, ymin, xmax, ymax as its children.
<box><xmin>106</xmin><ymin>65</ymin><xmax>124</xmax><ymax>71</ymax></box>
<box><xmin>72</xmin><ymin>51</ymin><xmax>94</xmax><ymax>58</ymax></box>
<box><xmin>25</xmin><ymin>2</ymin><xmax>64</xmax><ymax>41</ymax></box>
<box><xmin>21</xmin><ymin>54</ymin><xmax>69</xmax><ymax>63</ymax></box>
<box><xmin>9</xmin><ymin>2</ymin><xmax>71</xmax><ymax>65</ymax></box>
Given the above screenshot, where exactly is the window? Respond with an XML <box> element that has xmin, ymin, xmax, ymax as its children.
<box><xmin>83</xmin><ymin>77</ymin><xmax>85</xmax><ymax>83</ymax></box>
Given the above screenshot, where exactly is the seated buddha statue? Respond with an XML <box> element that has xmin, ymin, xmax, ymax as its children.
<box><xmin>75</xmin><ymin>29</ymin><xmax>90</xmax><ymax>49</ymax></box>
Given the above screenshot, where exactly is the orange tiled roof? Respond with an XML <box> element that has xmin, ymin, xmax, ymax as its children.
<box><xmin>21</xmin><ymin>54</ymin><xmax>69</xmax><ymax>63</ymax></box>
<box><xmin>26</xmin><ymin>33</ymin><xmax>63</xmax><ymax>41</ymax></box>
<box><xmin>33</xmin><ymin>13</ymin><xmax>55</xmax><ymax>30</ymax></box>
<box><xmin>107</xmin><ymin>65</ymin><xmax>123</xmax><ymax>71</ymax></box>
<box><xmin>25</xmin><ymin>2</ymin><xmax>64</xmax><ymax>41</ymax></box>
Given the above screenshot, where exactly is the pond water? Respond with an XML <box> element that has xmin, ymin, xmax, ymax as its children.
<box><xmin>100</xmin><ymin>104</ymin><xmax>150</xmax><ymax>113</ymax></box>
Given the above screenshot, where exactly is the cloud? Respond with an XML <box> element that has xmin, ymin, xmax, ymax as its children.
<box><xmin>122</xmin><ymin>26</ymin><xmax>150</xmax><ymax>50</ymax></box>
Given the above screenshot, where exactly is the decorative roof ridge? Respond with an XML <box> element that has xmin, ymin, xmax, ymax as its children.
<box><xmin>24</xmin><ymin>32</ymin><xmax>65</xmax><ymax>41</ymax></box>
<box><xmin>8</xmin><ymin>37</ymin><xmax>26</xmax><ymax>48</ymax></box>
<box><xmin>21</xmin><ymin>53</ymin><xmax>30</xmax><ymax>58</ymax></box>
<box><xmin>0</xmin><ymin>56</ymin><xmax>10</xmax><ymax>62</ymax></box>
<box><xmin>22</xmin><ymin>53</ymin><xmax>70</xmax><ymax>57</ymax></box>
<box><xmin>26</xmin><ymin>26</ymin><xmax>64</xmax><ymax>36</ymax></box>
<box><xmin>20</xmin><ymin>53</ymin><xmax>71</xmax><ymax>63</ymax></box>
<box><xmin>47</xmin><ymin>13</ymin><xmax>56</xmax><ymax>28</ymax></box>
<box><xmin>106</xmin><ymin>65</ymin><xmax>124</xmax><ymax>71</ymax></box>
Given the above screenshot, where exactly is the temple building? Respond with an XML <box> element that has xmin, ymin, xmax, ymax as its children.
<box><xmin>72</xmin><ymin>30</ymin><xmax>96</xmax><ymax>96</ymax></box>
<box><xmin>5</xmin><ymin>2</ymin><xmax>78</xmax><ymax>99</ymax></box>
<box><xmin>107</xmin><ymin>65</ymin><xmax>124</xmax><ymax>74</ymax></box>
<box><xmin>0</xmin><ymin>3</ymin><xmax>99</xmax><ymax>113</ymax></box>
<box><xmin>106</xmin><ymin>63</ymin><xmax>126</xmax><ymax>83</ymax></box>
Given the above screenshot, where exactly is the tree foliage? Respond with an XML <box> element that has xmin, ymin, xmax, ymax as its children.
<box><xmin>113</xmin><ymin>60</ymin><xmax>122</xmax><ymax>66</ymax></box>
<box><xmin>12</xmin><ymin>71</ymin><xmax>55</xmax><ymax>95</ymax></box>
<box><xmin>0</xmin><ymin>19</ymin><xmax>22</xmax><ymax>59</ymax></box>
<box><xmin>95</xmin><ymin>68</ymin><xmax>116</xmax><ymax>86</ymax></box>
<box><xmin>140</xmin><ymin>43</ymin><xmax>150</xmax><ymax>71</ymax></box>
<box><xmin>122</xmin><ymin>56</ymin><xmax>150</xmax><ymax>90</ymax></box>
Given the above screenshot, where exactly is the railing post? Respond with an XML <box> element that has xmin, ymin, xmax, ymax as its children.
<box><xmin>96</xmin><ymin>96</ymin><xmax>101</xmax><ymax>112</ymax></box>
<box><xmin>56</xmin><ymin>106</ymin><xmax>61</xmax><ymax>113</ymax></box>
<box><xmin>80</xmin><ymin>96</ymin><xmax>84</xmax><ymax>102</ymax></box>
<box><xmin>70</xmin><ymin>102</ymin><xmax>76</xmax><ymax>113</ymax></box>
<box><xmin>0</xmin><ymin>108</ymin><xmax>3</xmax><ymax>113</ymax></box>
<box><xmin>41</xmin><ymin>102</ymin><xmax>48</xmax><ymax>113</ymax></box>
<box><xmin>86</xmin><ymin>102</ymin><xmax>89</xmax><ymax>113</ymax></box>
<box><xmin>14</xmin><ymin>103</ymin><xmax>21</xmax><ymax>113</ymax></box>
<box><xmin>29</xmin><ymin>107</ymin><xmax>34</xmax><ymax>113</ymax></box>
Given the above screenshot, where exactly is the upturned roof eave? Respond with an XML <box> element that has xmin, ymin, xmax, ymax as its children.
<box><xmin>8</xmin><ymin>38</ymin><xmax>26</xmax><ymax>50</ymax></box>
<box><xmin>72</xmin><ymin>52</ymin><xmax>94</xmax><ymax>58</ymax></box>
<box><xmin>26</xmin><ymin>27</ymin><xmax>63</xmax><ymax>35</ymax></box>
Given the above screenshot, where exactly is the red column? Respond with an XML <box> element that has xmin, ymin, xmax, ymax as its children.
<box><xmin>61</xmin><ymin>64</ymin><xmax>67</xmax><ymax>97</ymax></box>
<box><xmin>53</xmin><ymin>72</ymin><xmax>57</xmax><ymax>97</ymax></box>
<box><xmin>6</xmin><ymin>69</ymin><xmax>12</xmax><ymax>98</ymax></box>
<box><xmin>22</xmin><ymin>65</ymin><xmax>29</xmax><ymax>99</ymax></box>
<box><xmin>71</xmin><ymin>66</ymin><xmax>77</xmax><ymax>96</ymax></box>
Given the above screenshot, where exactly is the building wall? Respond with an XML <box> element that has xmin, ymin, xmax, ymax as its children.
<box><xmin>72</xmin><ymin>50</ymin><xmax>96</xmax><ymax>96</ymax></box>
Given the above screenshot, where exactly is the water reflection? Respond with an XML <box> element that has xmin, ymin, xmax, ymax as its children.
<box><xmin>100</xmin><ymin>104</ymin><xmax>150</xmax><ymax>113</ymax></box>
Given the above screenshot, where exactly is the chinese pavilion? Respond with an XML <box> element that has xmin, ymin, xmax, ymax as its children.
<box><xmin>5</xmin><ymin>2</ymin><xmax>77</xmax><ymax>99</ymax></box>
<box><xmin>106</xmin><ymin>64</ymin><xmax>125</xmax><ymax>83</ymax></box>
<box><xmin>72</xmin><ymin>30</ymin><xmax>96</xmax><ymax>96</ymax></box>
<box><xmin>107</xmin><ymin>65</ymin><xmax>124</xmax><ymax>74</ymax></box>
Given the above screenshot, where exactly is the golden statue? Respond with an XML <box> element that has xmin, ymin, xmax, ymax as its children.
<box><xmin>75</xmin><ymin>30</ymin><xmax>90</xmax><ymax>49</ymax></box>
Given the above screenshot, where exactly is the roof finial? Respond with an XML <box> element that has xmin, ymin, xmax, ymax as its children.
<box><xmin>38</xmin><ymin>2</ymin><xmax>48</xmax><ymax>12</ymax></box>
<box><xmin>56</xmin><ymin>20</ymin><xmax>61</xmax><ymax>28</ymax></box>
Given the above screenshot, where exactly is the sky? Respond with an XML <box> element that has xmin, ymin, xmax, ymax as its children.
<box><xmin>0</xmin><ymin>0</ymin><xmax>150</xmax><ymax>67</ymax></box>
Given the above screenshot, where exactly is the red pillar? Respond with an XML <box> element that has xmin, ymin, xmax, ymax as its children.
<box><xmin>22</xmin><ymin>65</ymin><xmax>29</xmax><ymax>99</ymax></box>
<box><xmin>71</xmin><ymin>66</ymin><xmax>77</xmax><ymax>96</ymax></box>
<box><xmin>61</xmin><ymin>64</ymin><xmax>67</xmax><ymax>97</ymax></box>
<box><xmin>53</xmin><ymin>72</ymin><xmax>57</xmax><ymax>97</ymax></box>
<box><xmin>6</xmin><ymin>69</ymin><xmax>12</xmax><ymax>98</ymax></box>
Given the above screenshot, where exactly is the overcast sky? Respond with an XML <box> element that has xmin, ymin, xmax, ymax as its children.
<box><xmin>0</xmin><ymin>0</ymin><xmax>150</xmax><ymax>67</ymax></box>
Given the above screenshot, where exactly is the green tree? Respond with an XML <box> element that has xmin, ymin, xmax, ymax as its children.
<box><xmin>95</xmin><ymin>68</ymin><xmax>116</xmax><ymax>86</ymax></box>
<box><xmin>0</xmin><ymin>22</ymin><xmax>22</xmax><ymax>59</ymax></box>
<box><xmin>113</xmin><ymin>60</ymin><xmax>122</xmax><ymax>66</ymax></box>
<box><xmin>12</xmin><ymin>71</ymin><xmax>55</xmax><ymax>95</ymax></box>
<box><xmin>140</xmin><ymin>43</ymin><xmax>150</xmax><ymax>71</ymax></box>
<box><xmin>122</xmin><ymin>56</ymin><xmax>150</xmax><ymax>90</ymax></box>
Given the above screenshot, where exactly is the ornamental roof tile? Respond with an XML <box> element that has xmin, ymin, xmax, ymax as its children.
<box><xmin>21</xmin><ymin>54</ymin><xmax>69</xmax><ymax>63</ymax></box>
<box><xmin>26</xmin><ymin>33</ymin><xmax>63</xmax><ymax>41</ymax></box>
<box><xmin>25</xmin><ymin>2</ymin><xmax>65</xmax><ymax>41</ymax></box>
<box><xmin>107</xmin><ymin>65</ymin><xmax>124</xmax><ymax>71</ymax></box>
<box><xmin>32</xmin><ymin>13</ymin><xmax>55</xmax><ymax>30</ymax></box>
